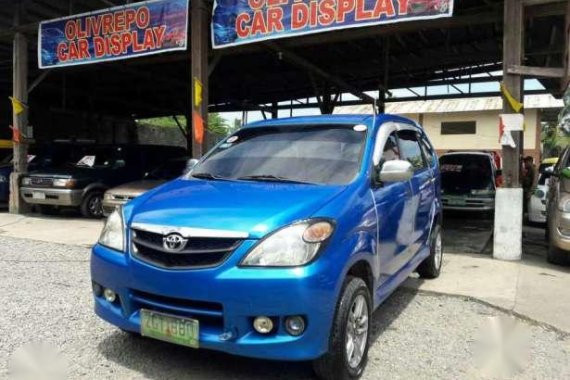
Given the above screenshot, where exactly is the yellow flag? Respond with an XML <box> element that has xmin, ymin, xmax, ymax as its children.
<box><xmin>9</xmin><ymin>96</ymin><xmax>25</xmax><ymax>115</ymax></box>
<box><xmin>194</xmin><ymin>78</ymin><xmax>203</xmax><ymax>108</ymax></box>
<box><xmin>500</xmin><ymin>83</ymin><xmax>523</xmax><ymax>113</ymax></box>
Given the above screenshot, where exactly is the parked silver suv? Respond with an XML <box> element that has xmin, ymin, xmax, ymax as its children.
<box><xmin>546</xmin><ymin>146</ymin><xmax>570</xmax><ymax>265</ymax></box>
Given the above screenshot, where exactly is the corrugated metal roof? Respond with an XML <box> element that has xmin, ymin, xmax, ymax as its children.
<box><xmin>335</xmin><ymin>94</ymin><xmax>564</xmax><ymax>115</ymax></box>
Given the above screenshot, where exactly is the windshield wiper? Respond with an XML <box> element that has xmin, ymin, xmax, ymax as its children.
<box><xmin>237</xmin><ymin>174</ymin><xmax>314</xmax><ymax>185</ymax></box>
<box><xmin>191</xmin><ymin>172</ymin><xmax>227</xmax><ymax>180</ymax></box>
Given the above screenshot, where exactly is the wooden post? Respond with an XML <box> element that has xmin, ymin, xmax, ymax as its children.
<box><xmin>9</xmin><ymin>26</ymin><xmax>30</xmax><ymax>214</ymax></box>
<box><xmin>494</xmin><ymin>0</ymin><xmax>524</xmax><ymax>261</ymax></box>
<box><xmin>501</xmin><ymin>0</ymin><xmax>524</xmax><ymax>187</ymax></box>
<box><xmin>190</xmin><ymin>0</ymin><xmax>209</xmax><ymax>157</ymax></box>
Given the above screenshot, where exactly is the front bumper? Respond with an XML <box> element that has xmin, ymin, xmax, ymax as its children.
<box><xmin>20</xmin><ymin>187</ymin><xmax>83</xmax><ymax>206</ymax></box>
<box><xmin>91</xmin><ymin>243</ymin><xmax>338</xmax><ymax>361</ymax></box>
<box><xmin>441</xmin><ymin>195</ymin><xmax>494</xmax><ymax>211</ymax></box>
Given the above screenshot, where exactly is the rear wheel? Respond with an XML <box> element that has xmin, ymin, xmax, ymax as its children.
<box><xmin>417</xmin><ymin>224</ymin><xmax>443</xmax><ymax>279</ymax></box>
<box><xmin>80</xmin><ymin>191</ymin><xmax>104</xmax><ymax>218</ymax></box>
<box><xmin>313</xmin><ymin>277</ymin><xmax>371</xmax><ymax>380</ymax></box>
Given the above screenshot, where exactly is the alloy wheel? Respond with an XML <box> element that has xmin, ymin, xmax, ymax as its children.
<box><xmin>346</xmin><ymin>294</ymin><xmax>369</xmax><ymax>369</ymax></box>
<box><xmin>434</xmin><ymin>230</ymin><xmax>443</xmax><ymax>270</ymax></box>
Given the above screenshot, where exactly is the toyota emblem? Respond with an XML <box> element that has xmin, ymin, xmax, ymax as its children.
<box><xmin>162</xmin><ymin>233</ymin><xmax>188</xmax><ymax>253</ymax></box>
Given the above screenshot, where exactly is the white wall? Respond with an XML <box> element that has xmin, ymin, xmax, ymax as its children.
<box><xmin>400</xmin><ymin>110</ymin><xmax>538</xmax><ymax>152</ymax></box>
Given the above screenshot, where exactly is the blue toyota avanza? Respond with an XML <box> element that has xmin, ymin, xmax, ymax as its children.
<box><xmin>91</xmin><ymin>115</ymin><xmax>443</xmax><ymax>380</ymax></box>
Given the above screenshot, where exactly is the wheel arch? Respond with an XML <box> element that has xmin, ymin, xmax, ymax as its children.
<box><xmin>346</xmin><ymin>260</ymin><xmax>374</xmax><ymax>300</ymax></box>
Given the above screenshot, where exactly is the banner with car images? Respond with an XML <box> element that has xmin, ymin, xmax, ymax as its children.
<box><xmin>212</xmin><ymin>0</ymin><xmax>454</xmax><ymax>48</ymax></box>
<box><xmin>38</xmin><ymin>0</ymin><xmax>189</xmax><ymax>68</ymax></box>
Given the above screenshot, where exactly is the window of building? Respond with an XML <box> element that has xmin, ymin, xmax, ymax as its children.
<box><xmin>441</xmin><ymin>121</ymin><xmax>476</xmax><ymax>135</ymax></box>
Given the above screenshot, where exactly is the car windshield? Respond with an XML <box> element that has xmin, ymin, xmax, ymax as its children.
<box><xmin>190</xmin><ymin>125</ymin><xmax>367</xmax><ymax>185</ymax></box>
<box><xmin>440</xmin><ymin>154</ymin><xmax>494</xmax><ymax>192</ymax></box>
<box><xmin>145</xmin><ymin>158</ymin><xmax>189</xmax><ymax>180</ymax></box>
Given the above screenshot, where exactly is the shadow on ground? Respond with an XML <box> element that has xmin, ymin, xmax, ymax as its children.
<box><xmin>97</xmin><ymin>289</ymin><xmax>419</xmax><ymax>380</ymax></box>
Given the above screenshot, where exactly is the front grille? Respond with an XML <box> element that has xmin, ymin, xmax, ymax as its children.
<box><xmin>112</xmin><ymin>194</ymin><xmax>135</xmax><ymax>201</ymax></box>
<box><xmin>131</xmin><ymin>228</ymin><xmax>243</xmax><ymax>269</ymax></box>
<box><xmin>30</xmin><ymin>177</ymin><xmax>53</xmax><ymax>187</ymax></box>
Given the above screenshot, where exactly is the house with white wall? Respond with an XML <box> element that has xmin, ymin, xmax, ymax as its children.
<box><xmin>335</xmin><ymin>94</ymin><xmax>563</xmax><ymax>164</ymax></box>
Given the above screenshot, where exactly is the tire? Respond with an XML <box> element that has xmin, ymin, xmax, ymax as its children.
<box><xmin>547</xmin><ymin>243</ymin><xmax>569</xmax><ymax>266</ymax></box>
<box><xmin>313</xmin><ymin>277</ymin><xmax>371</xmax><ymax>380</ymax></box>
<box><xmin>37</xmin><ymin>205</ymin><xmax>59</xmax><ymax>216</ymax></box>
<box><xmin>80</xmin><ymin>191</ymin><xmax>104</xmax><ymax>218</ymax></box>
<box><xmin>417</xmin><ymin>224</ymin><xmax>443</xmax><ymax>279</ymax></box>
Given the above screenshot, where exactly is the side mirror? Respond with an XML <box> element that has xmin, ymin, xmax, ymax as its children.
<box><xmin>379</xmin><ymin>160</ymin><xmax>414</xmax><ymax>183</ymax></box>
<box><xmin>186</xmin><ymin>158</ymin><xmax>199</xmax><ymax>172</ymax></box>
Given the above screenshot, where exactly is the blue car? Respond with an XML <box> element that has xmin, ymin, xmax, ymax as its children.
<box><xmin>91</xmin><ymin>115</ymin><xmax>442</xmax><ymax>380</ymax></box>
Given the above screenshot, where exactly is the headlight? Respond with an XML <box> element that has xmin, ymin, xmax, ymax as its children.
<box><xmin>21</xmin><ymin>177</ymin><xmax>31</xmax><ymax>186</ymax></box>
<box><xmin>53</xmin><ymin>178</ymin><xmax>77</xmax><ymax>188</ymax></box>
<box><xmin>241</xmin><ymin>220</ymin><xmax>334</xmax><ymax>267</ymax></box>
<box><xmin>104</xmin><ymin>192</ymin><xmax>114</xmax><ymax>200</ymax></box>
<box><xmin>534</xmin><ymin>189</ymin><xmax>545</xmax><ymax>198</ymax></box>
<box><xmin>98</xmin><ymin>208</ymin><xmax>125</xmax><ymax>252</ymax></box>
<box><xmin>0</xmin><ymin>175</ymin><xmax>6</xmax><ymax>183</ymax></box>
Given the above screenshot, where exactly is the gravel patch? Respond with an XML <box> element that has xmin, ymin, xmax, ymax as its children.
<box><xmin>0</xmin><ymin>236</ymin><xmax>568</xmax><ymax>379</ymax></box>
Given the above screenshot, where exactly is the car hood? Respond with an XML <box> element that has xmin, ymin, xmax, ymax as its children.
<box><xmin>107</xmin><ymin>180</ymin><xmax>165</xmax><ymax>197</ymax></box>
<box><xmin>128</xmin><ymin>178</ymin><xmax>348</xmax><ymax>239</ymax></box>
<box><xmin>28</xmin><ymin>166</ymin><xmax>107</xmax><ymax>179</ymax></box>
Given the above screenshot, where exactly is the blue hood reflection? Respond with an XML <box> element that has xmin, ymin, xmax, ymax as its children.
<box><xmin>128</xmin><ymin>178</ymin><xmax>348</xmax><ymax>239</ymax></box>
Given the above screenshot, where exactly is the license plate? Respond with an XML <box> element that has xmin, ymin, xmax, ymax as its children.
<box><xmin>447</xmin><ymin>197</ymin><xmax>466</xmax><ymax>206</ymax></box>
<box><xmin>140</xmin><ymin>309</ymin><xmax>199</xmax><ymax>349</ymax></box>
<box><xmin>32</xmin><ymin>192</ymin><xmax>46</xmax><ymax>200</ymax></box>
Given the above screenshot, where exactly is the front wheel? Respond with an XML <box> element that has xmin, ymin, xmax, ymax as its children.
<box><xmin>80</xmin><ymin>191</ymin><xmax>104</xmax><ymax>218</ymax></box>
<box><xmin>417</xmin><ymin>224</ymin><xmax>443</xmax><ymax>279</ymax></box>
<box><xmin>313</xmin><ymin>277</ymin><xmax>371</xmax><ymax>380</ymax></box>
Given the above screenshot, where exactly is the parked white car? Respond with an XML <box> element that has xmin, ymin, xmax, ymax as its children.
<box><xmin>528</xmin><ymin>171</ymin><xmax>552</xmax><ymax>224</ymax></box>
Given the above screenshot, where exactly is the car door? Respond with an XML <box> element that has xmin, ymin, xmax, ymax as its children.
<box><xmin>547</xmin><ymin>147</ymin><xmax>570</xmax><ymax>225</ymax></box>
<box><xmin>396</xmin><ymin>128</ymin><xmax>434</xmax><ymax>257</ymax></box>
<box><xmin>371</xmin><ymin>125</ymin><xmax>414</xmax><ymax>284</ymax></box>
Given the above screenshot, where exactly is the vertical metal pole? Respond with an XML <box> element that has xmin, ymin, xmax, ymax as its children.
<box><xmin>501</xmin><ymin>0</ymin><xmax>523</xmax><ymax>187</ymax></box>
<box><xmin>191</xmin><ymin>0</ymin><xmax>209</xmax><ymax>157</ymax></box>
<box><xmin>10</xmin><ymin>7</ymin><xmax>30</xmax><ymax>214</ymax></box>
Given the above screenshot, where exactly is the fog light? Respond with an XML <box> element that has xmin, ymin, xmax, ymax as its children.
<box><xmin>103</xmin><ymin>288</ymin><xmax>117</xmax><ymax>303</ymax></box>
<box><xmin>92</xmin><ymin>282</ymin><xmax>103</xmax><ymax>297</ymax></box>
<box><xmin>285</xmin><ymin>316</ymin><xmax>306</xmax><ymax>336</ymax></box>
<box><xmin>253</xmin><ymin>316</ymin><xmax>274</xmax><ymax>334</ymax></box>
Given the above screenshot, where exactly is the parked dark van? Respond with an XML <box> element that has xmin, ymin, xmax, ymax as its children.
<box><xmin>439</xmin><ymin>152</ymin><xmax>498</xmax><ymax>213</ymax></box>
<box><xmin>0</xmin><ymin>143</ymin><xmax>77</xmax><ymax>206</ymax></box>
<box><xmin>20</xmin><ymin>144</ymin><xmax>186</xmax><ymax>218</ymax></box>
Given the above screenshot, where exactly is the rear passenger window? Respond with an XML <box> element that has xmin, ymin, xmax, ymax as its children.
<box><xmin>397</xmin><ymin>130</ymin><xmax>426</xmax><ymax>171</ymax></box>
<box><xmin>419</xmin><ymin>136</ymin><xmax>436</xmax><ymax>167</ymax></box>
